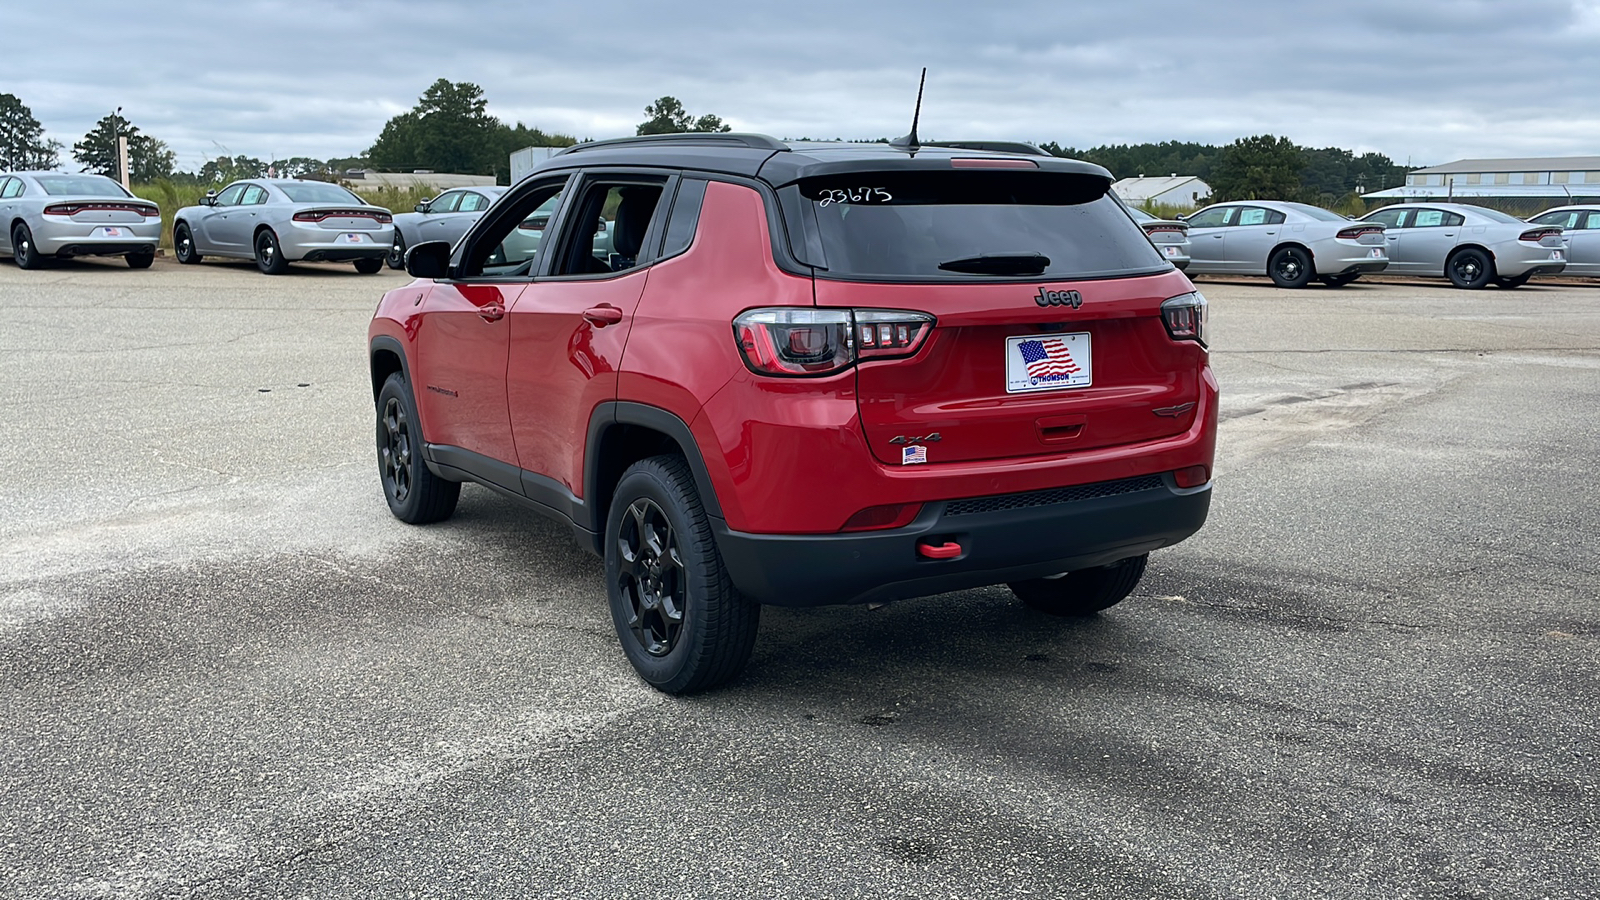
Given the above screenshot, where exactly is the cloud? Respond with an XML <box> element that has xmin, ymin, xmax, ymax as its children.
<box><xmin>4</xmin><ymin>0</ymin><xmax>1599</xmax><ymax>172</ymax></box>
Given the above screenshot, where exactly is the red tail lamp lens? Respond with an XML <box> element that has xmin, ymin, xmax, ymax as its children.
<box><xmin>841</xmin><ymin>503</ymin><xmax>922</xmax><ymax>532</ymax></box>
<box><xmin>1160</xmin><ymin>292</ymin><xmax>1209</xmax><ymax>348</ymax></box>
<box><xmin>733</xmin><ymin>308</ymin><xmax>934</xmax><ymax>377</ymax></box>
<box><xmin>1519</xmin><ymin>228</ymin><xmax>1560</xmax><ymax>243</ymax></box>
<box><xmin>1174</xmin><ymin>465</ymin><xmax>1210</xmax><ymax>488</ymax></box>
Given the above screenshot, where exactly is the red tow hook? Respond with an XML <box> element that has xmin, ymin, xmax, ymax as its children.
<box><xmin>917</xmin><ymin>540</ymin><xmax>962</xmax><ymax>560</ymax></box>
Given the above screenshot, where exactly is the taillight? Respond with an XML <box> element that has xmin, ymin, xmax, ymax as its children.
<box><xmin>42</xmin><ymin>203</ymin><xmax>157</xmax><ymax>218</ymax></box>
<box><xmin>1173</xmin><ymin>465</ymin><xmax>1210</xmax><ymax>488</ymax></box>
<box><xmin>1337</xmin><ymin>225</ymin><xmax>1384</xmax><ymax>240</ymax></box>
<box><xmin>733</xmin><ymin>308</ymin><xmax>935</xmax><ymax>376</ymax></box>
<box><xmin>840</xmin><ymin>503</ymin><xmax>923</xmax><ymax>532</ymax></box>
<box><xmin>293</xmin><ymin>209</ymin><xmax>393</xmax><ymax>223</ymax></box>
<box><xmin>1519</xmin><ymin>228</ymin><xmax>1561</xmax><ymax>243</ymax></box>
<box><xmin>1143</xmin><ymin>224</ymin><xmax>1185</xmax><ymax>236</ymax></box>
<box><xmin>1160</xmin><ymin>292</ymin><xmax>1208</xmax><ymax>348</ymax></box>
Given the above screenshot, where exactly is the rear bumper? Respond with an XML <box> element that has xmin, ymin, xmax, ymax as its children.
<box><xmin>282</xmin><ymin>223</ymin><xmax>393</xmax><ymax>261</ymax></box>
<box><xmin>714</xmin><ymin>472</ymin><xmax>1211</xmax><ymax>607</ymax></box>
<box><xmin>35</xmin><ymin>221</ymin><xmax>160</xmax><ymax>255</ymax></box>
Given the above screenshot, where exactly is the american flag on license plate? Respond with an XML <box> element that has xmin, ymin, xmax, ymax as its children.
<box><xmin>1018</xmin><ymin>338</ymin><xmax>1082</xmax><ymax>381</ymax></box>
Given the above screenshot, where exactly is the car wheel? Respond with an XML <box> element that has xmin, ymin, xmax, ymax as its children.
<box><xmin>1268</xmin><ymin>246</ymin><xmax>1314</xmax><ymax>288</ymax></box>
<box><xmin>376</xmin><ymin>372</ymin><xmax>460</xmax><ymax>524</ymax></box>
<box><xmin>1494</xmin><ymin>273</ymin><xmax>1532</xmax><ymax>289</ymax></box>
<box><xmin>1008</xmin><ymin>554</ymin><xmax>1148</xmax><ymax>617</ymax></box>
<box><xmin>13</xmin><ymin>223</ymin><xmax>44</xmax><ymax>269</ymax></box>
<box><xmin>1447</xmin><ymin>247</ymin><xmax>1494</xmax><ymax>289</ymax></box>
<box><xmin>126</xmin><ymin>249</ymin><xmax>155</xmax><ymax>269</ymax></box>
<box><xmin>174</xmin><ymin>222</ymin><xmax>203</xmax><ymax>264</ymax></box>
<box><xmin>605</xmin><ymin>455</ymin><xmax>759</xmax><ymax>694</ymax></box>
<box><xmin>254</xmin><ymin>229</ymin><xmax>288</xmax><ymax>275</ymax></box>
<box><xmin>386</xmin><ymin>231</ymin><xmax>407</xmax><ymax>270</ymax></box>
<box><xmin>1320</xmin><ymin>273</ymin><xmax>1360</xmax><ymax>287</ymax></box>
<box><xmin>354</xmin><ymin>257</ymin><xmax>384</xmax><ymax>274</ymax></box>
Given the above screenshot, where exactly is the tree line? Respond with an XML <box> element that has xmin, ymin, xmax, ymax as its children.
<box><xmin>3</xmin><ymin>84</ymin><xmax>1408</xmax><ymax>205</ymax></box>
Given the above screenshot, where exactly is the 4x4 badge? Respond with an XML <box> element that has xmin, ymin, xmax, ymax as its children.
<box><xmin>1034</xmin><ymin>288</ymin><xmax>1083</xmax><ymax>309</ymax></box>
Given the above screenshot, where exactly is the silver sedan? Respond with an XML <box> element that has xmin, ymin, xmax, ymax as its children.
<box><xmin>1361</xmin><ymin>203</ymin><xmax>1567</xmax><ymax>289</ymax></box>
<box><xmin>172</xmin><ymin>179</ymin><xmax>393</xmax><ymax>275</ymax></box>
<box><xmin>387</xmin><ymin>185</ymin><xmax>508</xmax><ymax>269</ymax></box>
<box><xmin>1126</xmin><ymin>206</ymin><xmax>1191</xmax><ymax>270</ymax></box>
<box><xmin>1526</xmin><ymin>206</ymin><xmax>1600</xmax><ymax>278</ymax></box>
<box><xmin>0</xmin><ymin>172</ymin><xmax>160</xmax><ymax>269</ymax></box>
<box><xmin>1181</xmin><ymin>200</ymin><xmax>1388</xmax><ymax>288</ymax></box>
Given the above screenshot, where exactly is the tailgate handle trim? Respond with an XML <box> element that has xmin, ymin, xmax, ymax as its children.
<box><xmin>1036</xmin><ymin>414</ymin><xmax>1086</xmax><ymax>443</ymax></box>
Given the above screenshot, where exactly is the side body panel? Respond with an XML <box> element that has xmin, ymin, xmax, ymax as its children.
<box><xmin>409</xmin><ymin>282</ymin><xmax>523</xmax><ymax>465</ymax></box>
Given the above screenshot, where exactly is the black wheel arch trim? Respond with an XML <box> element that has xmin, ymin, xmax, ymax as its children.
<box><xmin>368</xmin><ymin>335</ymin><xmax>411</xmax><ymax>401</ymax></box>
<box><xmin>585</xmin><ymin>401</ymin><xmax>726</xmax><ymax>532</ymax></box>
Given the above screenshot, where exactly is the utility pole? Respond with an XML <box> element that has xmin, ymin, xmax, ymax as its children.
<box><xmin>110</xmin><ymin>106</ymin><xmax>130</xmax><ymax>188</ymax></box>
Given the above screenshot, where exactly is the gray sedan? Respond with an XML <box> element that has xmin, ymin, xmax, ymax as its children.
<box><xmin>1181</xmin><ymin>200</ymin><xmax>1388</xmax><ymax>288</ymax></box>
<box><xmin>1527</xmin><ymin>206</ymin><xmax>1600</xmax><ymax>278</ymax></box>
<box><xmin>1361</xmin><ymin>203</ymin><xmax>1567</xmax><ymax>289</ymax></box>
<box><xmin>387</xmin><ymin>185</ymin><xmax>508</xmax><ymax>269</ymax></box>
<box><xmin>1127</xmin><ymin>206</ymin><xmax>1191</xmax><ymax>270</ymax></box>
<box><xmin>0</xmin><ymin>172</ymin><xmax>160</xmax><ymax>269</ymax></box>
<box><xmin>172</xmin><ymin>179</ymin><xmax>393</xmax><ymax>275</ymax></box>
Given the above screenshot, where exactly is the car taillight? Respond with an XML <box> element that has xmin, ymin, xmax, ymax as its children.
<box><xmin>1143</xmin><ymin>225</ymin><xmax>1185</xmax><ymax>236</ymax></box>
<box><xmin>840</xmin><ymin>503</ymin><xmax>923</xmax><ymax>532</ymax></box>
<box><xmin>294</xmin><ymin>210</ymin><xmax>392</xmax><ymax>223</ymax></box>
<box><xmin>42</xmin><ymin>203</ymin><xmax>158</xmax><ymax>217</ymax></box>
<box><xmin>1337</xmin><ymin>226</ymin><xmax>1384</xmax><ymax>240</ymax></box>
<box><xmin>1160</xmin><ymin>292</ymin><xmax>1208</xmax><ymax>348</ymax></box>
<box><xmin>733</xmin><ymin>308</ymin><xmax>935</xmax><ymax>376</ymax></box>
<box><xmin>1519</xmin><ymin>228</ymin><xmax>1561</xmax><ymax>243</ymax></box>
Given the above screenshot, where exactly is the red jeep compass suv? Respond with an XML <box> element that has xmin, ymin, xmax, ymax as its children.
<box><xmin>369</xmin><ymin>134</ymin><xmax>1216</xmax><ymax>693</ymax></box>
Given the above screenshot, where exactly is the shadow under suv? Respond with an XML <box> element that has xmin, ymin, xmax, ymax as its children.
<box><xmin>369</xmin><ymin>133</ymin><xmax>1217</xmax><ymax>693</ymax></box>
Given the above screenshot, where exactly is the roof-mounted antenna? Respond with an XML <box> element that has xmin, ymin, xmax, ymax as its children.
<box><xmin>889</xmin><ymin>68</ymin><xmax>926</xmax><ymax>154</ymax></box>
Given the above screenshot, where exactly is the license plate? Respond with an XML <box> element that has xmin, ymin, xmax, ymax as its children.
<box><xmin>1551</xmin><ymin>250</ymin><xmax>1564</xmax><ymax>260</ymax></box>
<box><xmin>1163</xmin><ymin>245</ymin><xmax>1180</xmax><ymax>257</ymax></box>
<box><xmin>96</xmin><ymin>226</ymin><xmax>124</xmax><ymax>238</ymax></box>
<box><xmin>340</xmin><ymin>233</ymin><xmax>366</xmax><ymax>244</ymax></box>
<box><xmin>1006</xmin><ymin>333</ymin><xmax>1092</xmax><ymax>393</ymax></box>
<box><xmin>1369</xmin><ymin>247</ymin><xmax>1384</xmax><ymax>258</ymax></box>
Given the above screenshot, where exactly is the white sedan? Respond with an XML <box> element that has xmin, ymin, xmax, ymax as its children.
<box><xmin>1362</xmin><ymin>203</ymin><xmax>1567</xmax><ymax>289</ymax></box>
<box><xmin>1180</xmin><ymin>201</ymin><xmax>1388</xmax><ymax>288</ymax></box>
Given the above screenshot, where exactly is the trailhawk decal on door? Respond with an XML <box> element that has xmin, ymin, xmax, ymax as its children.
<box><xmin>1005</xmin><ymin>333</ymin><xmax>1092</xmax><ymax>393</ymax></box>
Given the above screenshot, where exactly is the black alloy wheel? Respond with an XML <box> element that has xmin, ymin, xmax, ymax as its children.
<box><xmin>13</xmin><ymin>223</ymin><xmax>43</xmax><ymax>269</ymax></box>
<box><xmin>616</xmin><ymin>497</ymin><xmax>687</xmax><ymax>658</ymax></box>
<box><xmin>1268</xmin><ymin>246</ymin><xmax>1314</xmax><ymax>288</ymax></box>
<box><xmin>375</xmin><ymin>373</ymin><xmax>459</xmax><ymax>523</ymax></box>
<box><xmin>174</xmin><ymin>223</ymin><xmax>202</xmax><ymax>264</ymax></box>
<box><xmin>1447</xmin><ymin>247</ymin><xmax>1494</xmax><ymax>289</ymax></box>
<box><xmin>605</xmin><ymin>455</ymin><xmax>759</xmax><ymax>694</ymax></box>
<box><xmin>255</xmin><ymin>229</ymin><xmax>288</xmax><ymax>275</ymax></box>
<box><xmin>386</xmin><ymin>231</ymin><xmax>407</xmax><ymax>270</ymax></box>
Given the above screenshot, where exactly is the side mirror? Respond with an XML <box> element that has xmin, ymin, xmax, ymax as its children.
<box><xmin>1174</xmin><ymin>213</ymin><xmax>1189</xmax><ymax>221</ymax></box>
<box><xmin>202</xmin><ymin>191</ymin><xmax>218</xmax><ymax>207</ymax></box>
<box><xmin>405</xmin><ymin>240</ymin><xmax>453</xmax><ymax>279</ymax></box>
<box><xmin>415</xmin><ymin>201</ymin><xmax>431</xmax><ymax>213</ymax></box>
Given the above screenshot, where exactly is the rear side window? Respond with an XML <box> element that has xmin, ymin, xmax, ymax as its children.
<box><xmin>792</xmin><ymin>170</ymin><xmax>1165</xmax><ymax>280</ymax></box>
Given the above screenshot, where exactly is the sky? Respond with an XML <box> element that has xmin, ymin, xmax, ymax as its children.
<box><xmin>5</xmin><ymin>0</ymin><xmax>1600</xmax><ymax>174</ymax></box>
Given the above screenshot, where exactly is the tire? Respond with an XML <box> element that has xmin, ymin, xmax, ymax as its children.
<box><xmin>1495</xmin><ymin>273</ymin><xmax>1532</xmax><ymax>289</ymax></box>
<box><xmin>605</xmin><ymin>455</ymin><xmax>759</xmax><ymax>694</ymax></box>
<box><xmin>1009</xmin><ymin>554</ymin><xmax>1148</xmax><ymax>617</ymax></box>
<box><xmin>1320</xmin><ymin>273</ymin><xmax>1360</xmax><ymax>287</ymax></box>
<box><xmin>174</xmin><ymin>222</ymin><xmax>203</xmax><ymax>264</ymax></box>
<box><xmin>1446</xmin><ymin>247</ymin><xmax>1494</xmax><ymax>289</ymax></box>
<box><xmin>126</xmin><ymin>249</ymin><xmax>155</xmax><ymax>269</ymax></box>
<box><xmin>13</xmin><ymin>223</ymin><xmax>44</xmax><ymax>269</ymax></box>
<box><xmin>376</xmin><ymin>372</ymin><xmax>460</xmax><ymax>524</ymax></box>
<box><xmin>254</xmin><ymin>228</ymin><xmax>288</xmax><ymax>275</ymax></box>
<box><xmin>1268</xmin><ymin>246</ymin><xmax>1314</xmax><ymax>288</ymax></box>
<box><xmin>354</xmin><ymin>257</ymin><xmax>384</xmax><ymax>274</ymax></box>
<box><xmin>386</xmin><ymin>231</ymin><xmax>407</xmax><ymax>270</ymax></box>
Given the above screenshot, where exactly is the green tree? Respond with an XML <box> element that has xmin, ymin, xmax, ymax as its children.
<box><xmin>197</xmin><ymin>155</ymin><xmax>268</xmax><ymax>185</ymax></box>
<box><xmin>72</xmin><ymin>114</ymin><xmax>175</xmax><ymax>182</ymax></box>
<box><xmin>1209</xmin><ymin>134</ymin><xmax>1306</xmax><ymax>201</ymax></box>
<box><xmin>0</xmin><ymin>93</ymin><xmax>61</xmax><ymax>170</ymax></box>
<box><xmin>368</xmin><ymin>79</ymin><xmax>503</xmax><ymax>175</ymax></box>
<box><xmin>636</xmin><ymin>96</ymin><xmax>733</xmax><ymax>135</ymax></box>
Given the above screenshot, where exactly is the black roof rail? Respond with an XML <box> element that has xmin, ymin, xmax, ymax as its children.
<box><xmin>555</xmin><ymin>133</ymin><xmax>791</xmax><ymax>156</ymax></box>
<box><xmin>922</xmin><ymin>141</ymin><xmax>1052</xmax><ymax>157</ymax></box>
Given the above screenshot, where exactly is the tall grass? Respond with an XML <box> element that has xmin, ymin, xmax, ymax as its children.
<box><xmin>346</xmin><ymin>184</ymin><xmax>435</xmax><ymax>216</ymax></box>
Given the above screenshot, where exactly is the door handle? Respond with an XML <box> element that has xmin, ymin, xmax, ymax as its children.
<box><xmin>583</xmin><ymin>305</ymin><xmax>624</xmax><ymax>327</ymax></box>
<box><xmin>1388</xmin><ymin>236</ymin><xmax>1399</xmax><ymax>240</ymax></box>
<box><xmin>478</xmin><ymin>302</ymin><xmax>505</xmax><ymax>322</ymax></box>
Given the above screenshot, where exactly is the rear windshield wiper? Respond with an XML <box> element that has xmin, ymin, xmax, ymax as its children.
<box><xmin>936</xmin><ymin>252</ymin><xmax>1051</xmax><ymax>276</ymax></box>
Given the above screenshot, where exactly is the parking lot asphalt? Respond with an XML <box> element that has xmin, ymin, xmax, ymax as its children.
<box><xmin>2</xmin><ymin>258</ymin><xmax>1597</xmax><ymax>899</ymax></box>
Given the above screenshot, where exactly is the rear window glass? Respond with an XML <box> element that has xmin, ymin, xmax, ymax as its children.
<box><xmin>36</xmin><ymin>175</ymin><xmax>131</xmax><ymax>197</ymax></box>
<box><xmin>1282</xmin><ymin>202</ymin><xmax>1346</xmax><ymax>222</ymax></box>
<box><xmin>795</xmin><ymin>171</ymin><xmax>1166</xmax><ymax>280</ymax></box>
<box><xmin>278</xmin><ymin>181</ymin><xmax>363</xmax><ymax>204</ymax></box>
<box><xmin>1469</xmin><ymin>206</ymin><xmax>1523</xmax><ymax>224</ymax></box>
